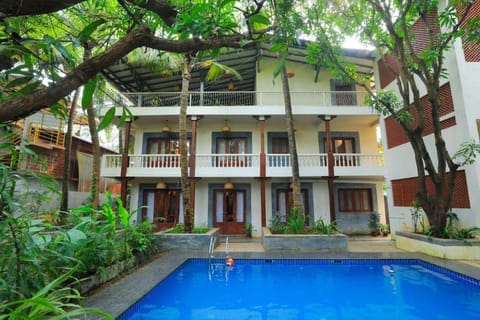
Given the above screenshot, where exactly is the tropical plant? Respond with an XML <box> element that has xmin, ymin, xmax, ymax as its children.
<box><xmin>0</xmin><ymin>272</ymin><xmax>112</xmax><ymax>320</ymax></box>
<box><xmin>410</xmin><ymin>199</ymin><xmax>424</xmax><ymax>233</ymax></box>
<box><xmin>245</xmin><ymin>223</ymin><xmax>254</xmax><ymax>238</ymax></box>
<box><xmin>285</xmin><ymin>212</ymin><xmax>306</xmax><ymax>234</ymax></box>
<box><xmin>368</xmin><ymin>212</ymin><xmax>380</xmax><ymax>235</ymax></box>
<box><xmin>312</xmin><ymin>217</ymin><xmax>337</xmax><ymax>235</ymax></box>
<box><xmin>268</xmin><ymin>214</ymin><xmax>287</xmax><ymax>234</ymax></box>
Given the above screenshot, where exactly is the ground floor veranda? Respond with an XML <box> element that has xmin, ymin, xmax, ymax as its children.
<box><xmin>128</xmin><ymin>178</ymin><xmax>387</xmax><ymax>236</ymax></box>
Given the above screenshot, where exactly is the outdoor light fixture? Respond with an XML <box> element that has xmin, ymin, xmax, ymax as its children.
<box><xmin>227</xmin><ymin>80</ymin><xmax>235</xmax><ymax>91</ymax></box>
<box><xmin>162</xmin><ymin>120</ymin><xmax>171</xmax><ymax>133</ymax></box>
<box><xmin>221</xmin><ymin>120</ymin><xmax>231</xmax><ymax>133</ymax></box>
<box><xmin>224</xmin><ymin>180</ymin><xmax>234</xmax><ymax>189</ymax></box>
<box><xmin>156</xmin><ymin>181</ymin><xmax>167</xmax><ymax>189</ymax></box>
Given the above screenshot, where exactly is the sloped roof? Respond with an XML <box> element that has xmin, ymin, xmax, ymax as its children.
<box><xmin>101</xmin><ymin>43</ymin><xmax>374</xmax><ymax>94</ymax></box>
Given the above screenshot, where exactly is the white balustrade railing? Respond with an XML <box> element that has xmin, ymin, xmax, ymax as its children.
<box><xmin>118</xmin><ymin>91</ymin><xmax>370</xmax><ymax>108</ymax></box>
<box><xmin>102</xmin><ymin>153</ymin><xmax>383</xmax><ymax>171</ymax></box>
<box><xmin>196</xmin><ymin>154</ymin><xmax>259</xmax><ymax>168</ymax></box>
<box><xmin>333</xmin><ymin>153</ymin><xmax>384</xmax><ymax>167</ymax></box>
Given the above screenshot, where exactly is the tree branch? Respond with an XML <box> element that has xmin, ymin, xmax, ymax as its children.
<box><xmin>0</xmin><ymin>27</ymin><xmax>261</xmax><ymax>122</ymax></box>
<box><xmin>0</xmin><ymin>0</ymin><xmax>177</xmax><ymax>26</ymax></box>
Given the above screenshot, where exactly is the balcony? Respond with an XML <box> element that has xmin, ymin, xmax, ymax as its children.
<box><xmin>101</xmin><ymin>153</ymin><xmax>384</xmax><ymax>178</ymax></box>
<box><xmin>119</xmin><ymin>91</ymin><xmax>369</xmax><ymax>107</ymax></box>
<box><xmin>27</xmin><ymin>124</ymin><xmax>65</xmax><ymax>148</ymax></box>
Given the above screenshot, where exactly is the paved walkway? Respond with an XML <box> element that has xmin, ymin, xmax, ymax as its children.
<box><xmin>82</xmin><ymin>236</ymin><xmax>480</xmax><ymax>318</ymax></box>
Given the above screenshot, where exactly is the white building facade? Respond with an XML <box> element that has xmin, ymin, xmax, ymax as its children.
<box><xmin>101</xmin><ymin>45</ymin><xmax>386</xmax><ymax>236</ymax></box>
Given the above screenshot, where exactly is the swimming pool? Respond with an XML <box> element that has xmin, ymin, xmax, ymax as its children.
<box><xmin>118</xmin><ymin>259</ymin><xmax>480</xmax><ymax>319</ymax></box>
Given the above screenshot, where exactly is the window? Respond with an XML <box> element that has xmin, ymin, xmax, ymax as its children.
<box><xmin>147</xmin><ymin>138</ymin><xmax>190</xmax><ymax>154</ymax></box>
<box><xmin>271</xmin><ymin>137</ymin><xmax>289</xmax><ymax>154</ymax></box>
<box><xmin>338</xmin><ymin>188</ymin><xmax>372</xmax><ymax>212</ymax></box>
<box><xmin>324</xmin><ymin>137</ymin><xmax>355</xmax><ymax>153</ymax></box>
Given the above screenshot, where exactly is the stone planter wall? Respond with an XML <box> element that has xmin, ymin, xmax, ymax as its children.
<box><xmin>396</xmin><ymin>231</ymin><xmax>480</xmax><ymax>260</ymax></box>
<box><xmin>154</xmin><ymin>227</ymin><xmax>220</xmax><ymax>250</ymax></box>
<box><xmin>77</xmin><ymin>259</ymin><xmax>134</xmax><ymax>295</ymax></box>
<box><xmin>262</xmin><ymin>227</ymin><xmax>348</xmax><ymax>251</ymax></box>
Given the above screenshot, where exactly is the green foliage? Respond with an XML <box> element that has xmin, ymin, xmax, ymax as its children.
<box><xmin>410</xmin><ymin>199</ymin><xmax>424</xmax><ymax>233</ymax></box>
<box><xmin>285</xmin><ymin>212</ymin><xmax>306</xmax><ymax>234</ymax></box>
<box><xmin>268</xmin><ymin>214</ymin><xmax>286</xmax><ymax>234</ymax></box>
<box><xmin>453</xmin><ymin>139</ymin><xmax>480</xmax><ymax>167</ymax></box>
<box><xmin>0</xmin><ymin>272</ymin><xmax>112</xmax><ymax>320</ymax></box>
<box><xmin>165</xmin><ymin>223</ymin><xmax>210</xmax><ymax>234</ymax></box>
<box><xmin>368</xmin><ymin>212</ymin><xmax>380</xmax><ymax>233</ymax></box>
<box><xmin>311</xmin><ymin>217</ymin><xmax>337</xmax><ymax>235</ymax></box>
<box><xmin>0</xmin><ymin>135</ymin><xmax>157</xmax><ymax>316</ymax></box>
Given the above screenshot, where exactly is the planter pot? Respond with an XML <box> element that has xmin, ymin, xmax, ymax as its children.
<box><xmin>262</xmin><ymin>227</ymin><xmax>348</xmax><ymax>251</ymax></box>
<box><xmin>395</xmin><ymin>231</ymin><xmax>480</xmax><ymax>260</ymax></box>
<box><xmin>154</xmin><ymin>227</ymin><xmax>220</xmax><ymax>250</ymax></box>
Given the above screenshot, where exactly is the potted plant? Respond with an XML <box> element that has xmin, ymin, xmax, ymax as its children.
<box><xmin>368</xmin><ymin>212</ymin><xmax>380</xmax><ymax>236</ymax></box>
<box><xmin>245</xmin><ymin>223</ymin><xmax>253</xmax><ymax>238</ymax></box>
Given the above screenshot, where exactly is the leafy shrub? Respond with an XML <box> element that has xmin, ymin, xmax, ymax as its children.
<box><xmin>311</xmin><ymin>217</ymin><xmax>337</xmax><ymax>235</ymax></box>
<box><xmin>285</xmin><ymin>213</ymin><xmax>306</xmax><ymax>234</ymax></box>
<box><xmin>268</xmin><ymin>215</ymin><xmax>286</xmax><ymax>234</ymax></box>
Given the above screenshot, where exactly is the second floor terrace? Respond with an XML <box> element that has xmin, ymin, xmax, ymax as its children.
<box><xmin>101</xmin><ymin>152</ymin><xmax>384</xmax><ymax>179</ymax></box>
<box><xmin>106</xmin><ymin>90</ymin><xmax>375</xmax><ymax>117</ymax></box>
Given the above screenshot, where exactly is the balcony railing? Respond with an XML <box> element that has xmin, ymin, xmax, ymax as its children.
<box><xmin>118</xmin><ymin>91</ymin><xmax>370</xmax><ymax>108</ymax></box>
<box><xmin>196</xmin><ymin>154</ymin><xmax>259</xmax><ymax>168</ymax></box>
<box><xmin>102</xmin><ymin>153</ymin><xmax>383</xmax><ymax>177</ymax></box>
<box><xmin>28</xmin><ymin>124</ymin><xmax>66</xmax><ymax>147</ymax></box>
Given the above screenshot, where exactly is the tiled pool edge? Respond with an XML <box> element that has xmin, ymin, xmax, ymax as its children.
<box><xmin>81</xmin><ymin>251</ymin><xmax>480</xmax><ymax>319</ymax></box>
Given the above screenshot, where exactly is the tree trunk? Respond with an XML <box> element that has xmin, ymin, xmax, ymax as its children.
<box><xmin>180</xmin><ymin>55</ymin><xmax>194</xmax><ymax>233</ymax></box>
<box><xmin>279</xmin><ymin>63</ymin><xmax>303</xmax><ymax>215</ymax></box>
<box><xmin>60</xmin><ymin>89</ymin><xmax>80</xmax><ymax>213</ymax></box>
<box><xmin>83</xmin><ymin>45</ymin><xmax>101</xmax><ymax>210</ymax></box>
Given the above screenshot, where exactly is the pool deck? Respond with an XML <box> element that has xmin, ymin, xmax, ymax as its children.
<box><xmin>82</xmin><ymin>236</ymin><xmax>480</xmax><ymax>318</ymax></box>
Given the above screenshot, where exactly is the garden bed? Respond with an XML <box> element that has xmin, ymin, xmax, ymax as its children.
<box><xmin>395</xmin><ymin>231</ymin><xmax>480</xmax><ymax>260</ymax></box>
<box><xmin>154</xmin><ymin>227</ymin><xmax>220</xmax><ymax>250</ymax></box>
<box><xmin>262</xmin><ymin>227</ymin><xmax>348</xmax><ymax>251</ymax></box>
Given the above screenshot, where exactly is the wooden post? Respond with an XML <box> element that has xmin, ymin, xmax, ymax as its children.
<box><xmin>258</xmin><ymin>116</ymin><xmax>267</xmax><ymax>227</ymax></box>
<box><xmin>324</xmin><ymin>116</ymin><xmax>336</xmax><ymax>222</ymax></box>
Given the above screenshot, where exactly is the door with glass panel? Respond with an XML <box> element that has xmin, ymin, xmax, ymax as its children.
<box><xmin>213</xmin><ymin>189</ymin><xmax>246</xmax><ymax>234</ymax></box>
<box><xmin>146</xmin><ymin>138</ymin><xmax>183</xmax><ymax>167</ymax></box>
<box><xmin>216</xmin><ymin>137</ymin><xmax>247</xmax><ymax>167</ymax></box>
<box><xmin>142</xmin><ymin>189</ymin><xmax>183</xmax><ymax>230</ymax></box>
<box><xmin>324</xmin><ymin>137</ymin><xmax>356</xmax><ymax>166</ymax></box>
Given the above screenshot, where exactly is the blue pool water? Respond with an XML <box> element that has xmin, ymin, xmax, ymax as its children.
<box><xmin>118</xmin><ymin>259</ymin><xmax>480</xmax><ymax>320</ymax></box>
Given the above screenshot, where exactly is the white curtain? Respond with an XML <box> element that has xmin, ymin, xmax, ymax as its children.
<box><xmin>236</xmin><ymin>192</ymin><xmax>244</xmax><ymax>223</ymax></box>
<box><xmin>146</xmin><ymin>192</ymin><xmax>155</xmax><ymax>222</ymax></box>
<box><xmin>215</xmin><ymin>191</ymin><xmax>223</xmax><ymax>222</ymax></box>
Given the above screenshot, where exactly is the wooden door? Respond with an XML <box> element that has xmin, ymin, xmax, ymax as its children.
<box><xmin>213</xmin><ymin>189</ymin><xmax>246</xmax><ymax>234</ymax></box>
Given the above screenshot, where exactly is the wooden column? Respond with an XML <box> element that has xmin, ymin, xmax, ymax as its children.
<box><xmin>120</xmin><ymin>120</ymin><xmax>131</xmax><ymax>206</ymax></box>
<box><xmin>189</xmin><ymin>116</ymin><xmax>199</xmax><ymax>211</ymax></box>
<box><xmin>258</xmin><ymin>116</ymin><xmax>267</xmax><ymax>227</ymax></box>
<box><xmin>324</xmin><ymin>116</ymin><xmax>336</xmax><ymax>222</ymax></box>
